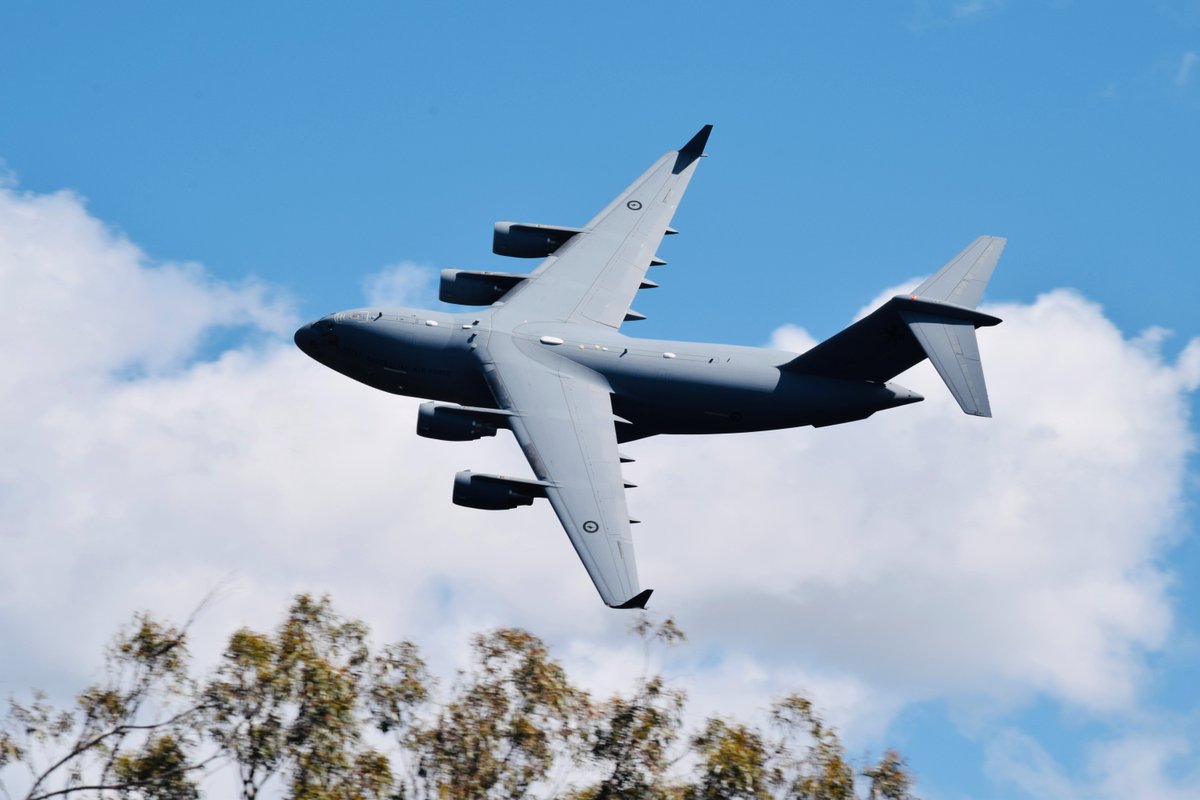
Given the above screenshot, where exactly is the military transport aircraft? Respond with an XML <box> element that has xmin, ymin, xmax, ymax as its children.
<box><xmin>295</xmin><ymin>125</ymin><xmax>1005</xmax><ymax>609</ymax></box>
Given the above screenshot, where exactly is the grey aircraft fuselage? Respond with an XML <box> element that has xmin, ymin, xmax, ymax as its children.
<box><xmin>292</xmin><ymin>124</ymin><xmax>1003</xmax><ymax>609</ymax></box>
<box><xmin>294</xmin><ymin>306</ymin><xmax>922</xmax><ymax>441</ymax></box>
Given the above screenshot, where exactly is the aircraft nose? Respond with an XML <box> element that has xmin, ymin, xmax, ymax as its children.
<box><xmin>294</xmin><ymin>321</ymin><xmax>317</xmax><ymax>353</ymax></box>
<box><xmin>295</xmin><ymin>318</ymin><xmax>338</xmax><ymax>352</ymax></box>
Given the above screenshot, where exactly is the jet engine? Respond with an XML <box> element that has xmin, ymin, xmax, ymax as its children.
<box><xmin>492</xmin><ymin>221</ymin><xmax>585</xmax><ymax>258</ymax></box>
<box><xmin>416</xmin><ymin>402</ymin><xmax>499</xmax><ymax>441</ymax></box>
<box><xmin>439</xmin><ymin>269</ymin><xmax>527</xmax><ymax>306</ymax></box>
<box><xmin>452</xmin><ymin>471</ymin><xmax>548</xmax><ymax>510</ymax></box>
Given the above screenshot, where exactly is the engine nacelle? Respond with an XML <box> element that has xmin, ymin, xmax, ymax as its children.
<box><xmin>439</xmin><ymin>269</ymin><xmax>527</xmax><ymax>306</ymax></box>
<box><xmin>452</xmin><ymin>471</ymin><xmax>548</xmax><ymax>510</ymax></box>
<box><xmin>493</xmin><ymin>221</ymin><xmax>585</xmax><ymax>258</ymax></box>
<box><xmin>417</xmin><ymin>402</ymin><xmax>498</xmax><ymax>441</ymax></box>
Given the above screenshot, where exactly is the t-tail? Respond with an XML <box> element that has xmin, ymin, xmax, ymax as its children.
<box><xmin>784</xmin><ymin>236</ymin><xmax>1006</xmax><ymax>417</ymax></box>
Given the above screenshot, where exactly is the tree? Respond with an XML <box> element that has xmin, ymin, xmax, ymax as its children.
<box><xmin>2</xmin><ymin>596</ymin><xmax>918</xmax><ymax>800</ymax></box>
<box><xmin>685</xmin><ymin>694</ymin><xmax>918</xmax><ymax>800</ymax></box>
<box><xmin>203</xmin><ymin>594</ymin><xmax>406</xmax><ymax>800</ymax></box>
<box><xmin>404</xmin><ymin>628</ymin><xmax>587</xmax><ymax>800</ymax></box>
<box><xmin>862</xmin><ymin>751</ymin><xmax>916</xmax><ymax>800</ymax></box>
<box><xmin>686</xmin><ymin>718</ymin><xmax>771</xmax><ymax>800</ymax></box>
<box><xmin>768</xmin><ymin>694</ymin><xmax>857</xmax><ymax>799</ymax></box>
<box><xmin>0</xmin><ymin>613</ymin><xmax>211</xmax><ymax>799</ymax></box>
<box><xmin>570</xmin><ymin>617</ymin><xmax>687</xmax><ymax>800</ymax></box>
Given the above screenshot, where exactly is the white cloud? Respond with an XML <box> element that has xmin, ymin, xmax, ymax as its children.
<box><xmin>362</xmin><ymin>261</ymin><xmax>438</xmax><ymax>307</ymax></box>
<box><xmin>633</xmin><ymin>286</ymin><xmax>1194</xmax><ymax>720</ymax></box>
<box><xmin>953</xmin><ymin>0</ymin><xmax>1005</xmax><ymax>20</ymax></box>
<box><xmin>1</xmin><ymin>178</ymin><xmax>1198</xmax><ymax>785</ymax></box>
<box><xmin>986</xmin><ymin>729</ymin><xmax>1200</xmax><ymax>800</ymax></box>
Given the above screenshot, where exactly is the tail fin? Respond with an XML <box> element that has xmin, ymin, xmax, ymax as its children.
<box><xmin>784</xmin><ymin>236</ymin><xmax>1006</xmax><ymax>417</ymax></box>
<box><xmin>911</xmin><ymin>236</ymin><xmax>1005</xmax><ymax>308</ymax></box>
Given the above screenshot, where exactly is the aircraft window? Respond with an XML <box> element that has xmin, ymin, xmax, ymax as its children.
<box><xmin>425</xmin><ymin>319</ymin><xmax>439</xmax><ymax>327</ymax></box>
<box><xmin>662</xmin><ymin>352</ymin><xmax>677</xmax><ymax>359</ymax></box>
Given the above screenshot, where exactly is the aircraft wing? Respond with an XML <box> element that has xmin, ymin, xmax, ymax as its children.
<box><xmin>500</xmin><ymin>125</ymin><xmax>712</xmax><ymax>328</ymax></box>
<box><xmin>483</xmin><ymin>353</ymin><xmax>649</xmax><ymax>608</ymax></box>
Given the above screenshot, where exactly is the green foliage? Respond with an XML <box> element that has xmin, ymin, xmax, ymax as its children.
<box><xmin>0</xmin><ymin>613</ymin><xmax>206</xmax><ymax>800</ymax></box>
<box><xmin>203</xmin><ymin>594</ymin><xmax>417</xmax><ymax>800</ymax></box>
<box><xmin>406</xmin><ymin>628</ymin><xmax>587</xmax><ymax>800</ymax></box>
<box><xmin>687</xmin><ymin>718</ymin><xmax>771</xmax><ymax>800</ymax></box>
<box><xmin>113</xmin><ymin>735</ymin><xmax>200</xmax><ymax>800</ymax></box>
<box><xmin>863</xmin><ymin>750</ymin><xmax>916</xmax><ymax>800</ymax></box>
<box><xmin>2</xmin><ymin>599</ymin><xmax>918</xmax><ymax>800</ymax></box>
<box><xmin>368</xmin><ymin>641</ymin><xmax>430</xmax><ymax>736</ymax></box>
<box><xmin>572</xmin><ymin>617</ymin><xmax>687</xmax><ymax>800</ymax></box>
<box><xmin>769</xmin><ymin>694</ymin><xmax>856</xmax><ymax>799</ymax></box>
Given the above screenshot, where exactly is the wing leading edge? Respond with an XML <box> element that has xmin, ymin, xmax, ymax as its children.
<box><xmin>498</xmin><ymin>125</ymin><xmax>712</xmax><ymax>329</ymax></box>
<box><xmin>472</xmin><ymin>126</ymin><xmax>713</xmax><ymax>607</ymax></box>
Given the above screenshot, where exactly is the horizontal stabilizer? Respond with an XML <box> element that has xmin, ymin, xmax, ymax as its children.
<box><xmin>784</xmin><ymin>235</ymin><xmax>1006</xmax><ymax>417</ymax></box>
<box><xmin>900</xmin><ymin>311</ymin><xmax>992</xmax><ymax>417</ymax></box>
<box><xmin>783</xmin><ymin>295</ymin><xmax>999</xmax><ymax>383</ymax></box>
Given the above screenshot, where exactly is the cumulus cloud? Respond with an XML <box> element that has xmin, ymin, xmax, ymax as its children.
<box><xmin>1</xmin><ymin>178</ymin><xmax>1197</xmax><ymax>780</ymax></box>
<box><xmin>631</xmin><ymin>285</ymin><xmax>1197</xmax><ymax>721</ymax></box>
<box><xmin>362</xmin><ymin>261</ymin><xmax>439</xmax><ymax>307</ymax></box>
<box><xmin>986</xmin><ymin>729</ymin><xmax>1200</xmax><ymax>800</ymax></box>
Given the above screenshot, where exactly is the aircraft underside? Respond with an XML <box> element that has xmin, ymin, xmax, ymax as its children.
<box><xmin>295</xmin><ymin>124</ymin><xmax>1004</xmax><ymax>608</ymax></box>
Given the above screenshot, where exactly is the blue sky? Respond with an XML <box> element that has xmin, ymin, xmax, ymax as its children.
<box><xmin>3</xmin><ymin>2</ymin><xmax>1199</xmax><ymax>798</ymax></box>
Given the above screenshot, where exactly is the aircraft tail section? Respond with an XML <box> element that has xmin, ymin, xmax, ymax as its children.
<box><xmin>911</xmin><ymin>235</ymin><xmax>1005</xmax><ymax>308</ymax></box>
<box><xmin>784</xmin><ymin>237</ymin><xmax>1005</xmax><ymax>417</ymax></box>
<box><xmin>897</xmin><ymin>302</ymin><xmax>996</xmax><ymax>416</ymax></box>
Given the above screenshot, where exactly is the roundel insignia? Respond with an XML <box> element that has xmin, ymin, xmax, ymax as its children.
<box><xmin>582</xmin><ymin>520</ymin><xmax>600</xmax><ymax>533</ymax></box>
<box><xmin>626</xmin><ymin>200</ymin><xmax>643</xmax><ymax>211</ymax></box>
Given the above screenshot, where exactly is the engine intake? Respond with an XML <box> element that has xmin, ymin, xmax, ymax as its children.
<box><xmin>452</xmin><ymin>471</ymin><xmax>549</xmax><ymax>510</ymax></box>
<box><xmin>417</xmin><ymin>402</ymin><xmax>509</xmax><ymax>441</ymax></box>
<box><xmin>439</xmin><ymin>269</ymin><xmax>527</xmax><ymax>306</ymax></box>
<box><xmin>493</xmin><ymin>221</ymin><xmax>585</xmax><ymax>258</ymax></box>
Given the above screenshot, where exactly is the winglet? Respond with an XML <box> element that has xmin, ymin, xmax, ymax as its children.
<box><xmin>611</xmin><ymin>588</ymin><xmax>654</xmax><ymax>610</ymax></box>
<box><xmin>680</xmin><ymin>124</ymin><xmax>713</xmax><ymax>157</ymax></box>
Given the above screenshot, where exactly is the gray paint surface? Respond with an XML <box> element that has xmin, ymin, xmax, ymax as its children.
<box><xmin>295</xmin><ymin>126</ymin><xmax>1006</xmax><ymax>608</ymax></box>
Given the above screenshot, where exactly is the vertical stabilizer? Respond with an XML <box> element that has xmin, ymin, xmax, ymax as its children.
<box><xmin>903</xmin><ymin>236</ymin><xmax>1005</xmax><ymax>416</ymax></box>
<box><xmin>782</xmin><ymin>236</ymin><xmax>1005</xmax><ymax>417</ymax></box>
<box><xmin>913</xmin><ymin>236</ymin><xmax>1006</xmax><ymax>308</ymax></box>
